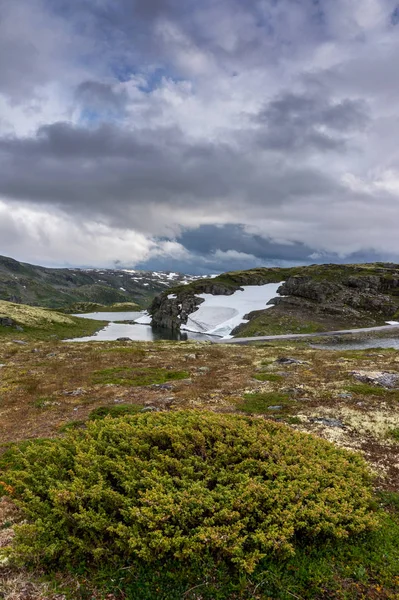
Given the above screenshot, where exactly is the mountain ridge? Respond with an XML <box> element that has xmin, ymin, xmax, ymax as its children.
<box><xmin>0</xmin><ymin>254</ymin><xmax>205</xmax><ymax>310</ymax></box>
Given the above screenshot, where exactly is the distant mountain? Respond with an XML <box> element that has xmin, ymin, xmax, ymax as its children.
<box><xmin>0</xmin><ymin>255</ymin><xmax>205</xmax><ymax>309</ymax></box>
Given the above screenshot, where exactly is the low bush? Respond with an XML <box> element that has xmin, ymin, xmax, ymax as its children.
<box><xmin>2</xmin><ymin>411</ymin><xmax>377</xmax><ymax>574</ymax></box>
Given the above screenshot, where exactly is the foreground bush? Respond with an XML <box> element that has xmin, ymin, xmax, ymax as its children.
<box><xmin>2</xmin><ymin>411</ymin><xmax>377</xmax><ymax>573</ymax></box>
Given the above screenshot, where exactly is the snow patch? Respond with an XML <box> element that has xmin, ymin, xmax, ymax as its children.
<box><xmin>181</xmin><ymin>283</ymin><xmax>283</xmax><ymax>338</ymax></box>
<box><xmin>386</xmin><ymin>321</ymin><xmax>399</xmax><ymax>325</ymax></box>
<box><xmin>135</xmin><ymin>313</ymin><xmax>152</xmax><ymax>325</ymax></box>
<box><xmin>168</xmin><ymin>294</ymin><xmax>177</xmax><ymax>299</ymax></box>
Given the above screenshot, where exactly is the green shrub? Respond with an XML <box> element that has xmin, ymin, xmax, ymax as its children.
<box><xmin>2</xmin><ymin>412</ymin><xmax>377</xmax><ymax>574</ymax></box>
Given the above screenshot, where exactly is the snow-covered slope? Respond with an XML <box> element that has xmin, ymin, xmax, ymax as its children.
<box><xmin>180</xmin><ymin>283</ymin><xmax>283</xmax><ymax>338</ymax></box>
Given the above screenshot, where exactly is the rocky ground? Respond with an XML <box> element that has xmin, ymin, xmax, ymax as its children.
<box><xmin>1</xmin><ymin>337</ymin><xmax>399</xmax><ymax>598</ymax></box>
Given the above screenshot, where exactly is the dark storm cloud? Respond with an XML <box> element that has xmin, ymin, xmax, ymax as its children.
<box><xmin>0</xmin><ymin>119</ymin><xmax>342</xmax><ymax>230</ymax></box>
<box><xmin>176</xmin><ymin>225</ymin><xmax>315</xmax><ymax>262</ymax></box>
<box><xmin>254</xmin><ymin>91</ymin><xmax>369</xmax><ymax>152</ymax></box>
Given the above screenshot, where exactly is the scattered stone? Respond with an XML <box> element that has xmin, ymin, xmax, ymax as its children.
<box><xmin>12</xmin><ymin>340</ymin><xmax>28</xmax><ymax>345</ymax></box>
<box><xmin>0</xmin><ymin>364</ymin><xmax>5</xmax><ymax>368</ymax></box>
<box><xmin>116</xmin><ymin>337</ymin><xmax>132</xmax><ymax>342</ymax></box>
<box><xmin>337</xmin><ymin>393</ymin><xmax>353</xmax><ymax>399</ymax></box>
<box><xmin>15</xmin><ymin>325</ymin><xmax>24</xmax><ymax>331</ymax></box>
<box><xmin>275</xmin><ymin>357</ymin><xmax>308</xmax><ymax>365</ymax></box>
<box><xmin>198</xmin><ymin>366</ymin><xmax>210</xmax><ymax>373</ymax></box>
<box><xmin>184</xmin><ymin>353</ymin><xmax>197</xmax><ymax>360</ymax></box>
<box><xmin>31</xmin><ymin>348</ymin><xmax>39</xmax><ymax>353</ymax></box>
<box><xmin>267</xmin><ymin>405</ymin><xmax>283</xmax><ymax>410</ymax></box>
<box><xmin>151</xmin><ymin>383</ymin><xmax>174</xmax><ymax>390</ymax></box>
<box><xmin>0</xmin><ymin>317</ymin><xmax>16</xmax><ymax>328</ymax></box>
<box><xmin>310</xmin><ymin>417</ymin><xmax>344</xmax><ymax>428</ymax></box>
<box><xmin>47</xmin><ymin>352</ymin><xmax>57</xmax><ymax>357</ymax></box>
<box><xmin>63</xmin><ymin>388</ymin><xmax>85</xmax><ymax>396</ymax></box>
<box><xmin>141</xmin><ymin>406</ymin><xmax>158</xmax><ymax>412</ymax></box>
<box><xmin>352</xmin><ymin>370</ymin><xmax>399</xmax><ymax>389</ymax></box>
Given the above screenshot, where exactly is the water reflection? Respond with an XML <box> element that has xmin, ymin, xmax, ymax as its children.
<box><xmin>68</xmin><ymin>312</ymin><xmax>215</xmax><ymax>342</ymax></box>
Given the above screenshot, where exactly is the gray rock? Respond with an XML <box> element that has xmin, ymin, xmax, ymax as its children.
<box><xmin>151</xmin><ymin>383</ymin><xmax>174</xmax><ymax>390</ymax></box>
<box><xmin>310</xmin><ymin>417</ymin><xmax>344</xmax><ymax>427</ymax></box>
<box><xmin>12</xmin><ymin>340</ymin><xmax>28</xmax><ymax>345</ymax></box>
<box><xmin>352</xmin><ymin>371</ymin><xmax>399</xmax><ymax>389</ymax></box>
<box><xmin>198</xmin><ymin>366</ymin><xmax>210</xmax><ymax>373</ymax></box>
<box><xmin>141</xmin><ymin>406</ymin><xmax>158</xmax><ymax>412</ymax></box>
<box><xmin>116</xmin><ymin>337</ymin><xmax>132</xmax><ymax>342</ymax></box>
<box><xmin>184</xmin><ymin>353</ymin><xmax>197</xmax><ymax>360</ymax></box>
<box><xmin>0</xmin><ymin>317</ymin><xmax>16</xmax><ymax>328</ymax></box>
<box><xmin>63</xmin><ymin>388</ymin><xmax>85</xmax><ymax>396</ymax></box>
<box><xmin>275</xmin><ymin>357</ymin><xmax>307</xmax><ymax>365</ymax></box>
<box><xmin>267</xmin><ymin>405</ymin><xmax>283</xmax><ymax>410</ymax></box>
<box><xmin>337</xmin><ymin>393</ymin><xmax>353</xmax><ymax>399</ymax></box>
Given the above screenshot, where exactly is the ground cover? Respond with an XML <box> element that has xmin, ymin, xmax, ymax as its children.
<box><xmin>1</xmin><ymin>332</ymin><xmax>399</xmax><ymax>598</ymax></box>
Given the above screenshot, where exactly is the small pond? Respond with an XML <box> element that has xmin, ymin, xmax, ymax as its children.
<box><xmin>311</xmin><ymin>337</ymin><xmax>399</xmax><ymax>351</ymax></box>
<box><xmin>68</xmin><ymin>311</ymin><xmax>215</xmax><ymax>343</ymax></box>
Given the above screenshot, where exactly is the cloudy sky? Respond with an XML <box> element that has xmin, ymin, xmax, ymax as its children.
<box><xmin>1</xmin><ymin>0</ymin><xmax>399</xmax><ymax>273</ymax></box>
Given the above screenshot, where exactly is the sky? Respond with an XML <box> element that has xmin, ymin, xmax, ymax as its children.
<box><xmin>1</xmin><ymin>0</ymin><xmax>399</xmax><ymax>274</ymax></box>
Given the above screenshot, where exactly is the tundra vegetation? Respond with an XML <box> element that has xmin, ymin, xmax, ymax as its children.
<box><xmin>0</xmin><ymin>272</ymin><xmax>399</xmax><ymax>598</ymax></box>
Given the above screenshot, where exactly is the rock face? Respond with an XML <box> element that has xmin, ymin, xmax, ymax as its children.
<box><xmin>150</xmin><ymin>294</ymin><xmax>205</xmax><ymax>331</ymax></box>
<box><xmin>149</xmin><ymin>264</ymin><xmax>399</xmax><ymax>334</ymax></box>
<box><xmin>275</xmin><ymin>275</ymin><xmax>398</xmax><ymax>320</ymax></box>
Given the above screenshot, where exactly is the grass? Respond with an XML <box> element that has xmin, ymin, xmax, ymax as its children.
<box><xmin>88</xmin><ymin>404</ymin><xmax>143</xmax><ymax>420</ymax></box>
<box><xmin>387</xmin><ymin>428</ymin><xmax>399</xmax><ymax>441</ymax></box>
<box><xmin>233</xmin><ymin>312</ymin><xmax>325</xmax><ymax>337</ymax></box>
<box><xmin>91</xmin><ymin>366</ymin><xmax>190</xmax><ymax>386</ymax></box>
<box><xmin>238</xmin><ymin>391</ymin><xmax>293</xmax><ymax>414</ymax></box>
<box><xmin>252</xmin><ymin>373</ymin><xmax>284</xmax><ymax>382</ymax></box>
<box><xmin>346</xmin><ymin>383</ymin><xmax>395</xmax><ymax>397</ymax></box>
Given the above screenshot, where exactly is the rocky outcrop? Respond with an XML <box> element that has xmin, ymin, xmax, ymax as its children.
<box><xmin>149</xmin><ymin>264</ymin><xmax>399</xmax><ymax>334</ymax></box>
<box><xmin>150</xmin><ymin>294</ymin><xmax>204</xmax><ymax>331</ymax></box>
<box><xmin>276</xmin><ymin>276</ymin><xmax>398</xmax><ymax>320</ymax></box>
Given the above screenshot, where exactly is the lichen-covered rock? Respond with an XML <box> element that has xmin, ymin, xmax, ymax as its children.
<box><xmin>352</xmin><ymin>371</ymin><xmax>399</xmax><ymax>389</ymax></box>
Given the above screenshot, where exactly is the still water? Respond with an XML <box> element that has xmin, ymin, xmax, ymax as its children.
<box><xmin>311</xmin><ymin>337</ymin><xmax>399</xmax><ymax>351</ymax></box>
<box><xmin>68</xmin><ymin>312</ymin><xmax>214</xmax><ymax>342</ymax></box>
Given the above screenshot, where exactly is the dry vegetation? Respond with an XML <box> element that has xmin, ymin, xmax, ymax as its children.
<box><xmin>1</xmin><ymin>337</ymin><xmax>399</xmax><ymax>598</ymax></box>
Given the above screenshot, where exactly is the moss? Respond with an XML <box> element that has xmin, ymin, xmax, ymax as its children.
<box><xmin>387</xmin><ymin>428</ymin><xmax>399</xmax><ymax>441</ymax></box>
<box><xmin>253</xmin><ymin>373</ymin><xmax>284</xmax><ymax>382</ymax></box>
<box><xmin>233</xmin><ymin>311</ymin><xmax>325</xmax><ymax>338</ymax></box>
<box><xmin>88</xmin><ymin>404</ymin><xmax>143</xmax><ymax>420</ymax></box>
<box><xmin>91</xmin><ymin>367</ymin><xmax>190</xmax><ymax>386</ymax></box>
<box><xmin>238</xmin><ymin>391</ymin><xmax>293</xmax><ymax>414</ymax></box>
<box><xmin>346</xmin><ymin>383</ymin><xmax>394</xmax><ymax>397</ymax></box>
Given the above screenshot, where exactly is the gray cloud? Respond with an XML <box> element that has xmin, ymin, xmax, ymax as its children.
<box><xmin>254</xmin><ymin>92</ymin><xmax>369</xmax><ymax>152</ymax></box>
<box><xmin>0</xmin><ymin>0</ymin><xmax>399</xmax><ymax>271</ymax></box>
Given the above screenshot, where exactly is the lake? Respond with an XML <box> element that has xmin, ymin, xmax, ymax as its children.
<box><xmin>68</xmin><ymin>311</ymin><xmax>215</xmax><ymax>342</ymax></box>
<box><xmin>311</xmin><ymin>337</ymin><xmax>399</xmax><ymax>351</ymax></box>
